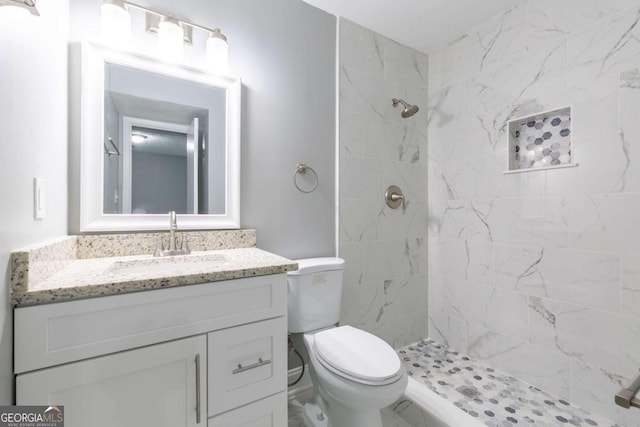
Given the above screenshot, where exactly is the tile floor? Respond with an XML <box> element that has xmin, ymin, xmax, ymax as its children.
<box><xmin>399</xmin><ymin>340</ymin><xmax>622</xmax><ymax>427</ymax></box>
<box><xmin>288</xmin><ymin>389</ymin><xmax>412</xmax><ymax>427</ymax></box>
<box><xmin>288</xmin><ymin>339</ymin><xmax>622</xmax><ymax>427</ymax></box>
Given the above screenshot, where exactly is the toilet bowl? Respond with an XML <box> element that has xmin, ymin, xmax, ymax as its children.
<box><xmin>287</xmin><ymin>258</ymin><xmax>408</xmax><ymax>427</ymax></box>
<box><xmin>302</xmin><ymin>326</ymin><xmax>407</xmax><ymax>427</ymax></box>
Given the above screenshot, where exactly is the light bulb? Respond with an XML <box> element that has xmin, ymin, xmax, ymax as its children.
<box><xmin>0</xmin><ymin>4</ymin><xmax>31</xmax><ymax>19</ymax></box>
<box><xmin>101</xmin><ymin>0</ymin><xmax>131</xmax><ymax>48</ymax></box>
<box><xmin>131</xmin><ymin>134</ymin><xmax>147</xmax><ymax>144</ymax></box>
<box><xmin>206</xmin><ymin>29</ymin><xmax>228</xmax><ymax>73</ymax></box>
<box><xmin>157</xmin><ymin>16</ymin><xmax>184</xmax><ymax>62</ymax></box>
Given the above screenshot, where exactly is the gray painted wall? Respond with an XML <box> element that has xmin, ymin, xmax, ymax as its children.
<box><xmin>0</xmin><ymin>1</ymin><xmax>70</xmax><ymax>403</ymax></box>
<box><xmin>186</xmin><ymin>0</ymin><xmax>337</xmax><ymax>258</ymax></box>
<box><xmin>69</xmin><ymin>0</ymin><xmax>337</xmax><ymax>259</ymax></box>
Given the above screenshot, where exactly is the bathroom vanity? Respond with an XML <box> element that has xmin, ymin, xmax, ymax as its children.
<box><xmin>10</xmin><ymin>231</ymin><xmax>297</xmax><ymax>427</ymax></box>
<box><xmin>8</xmin><ymin>36</ymin><xmax>299</xmax><ymax>427</ymax></box>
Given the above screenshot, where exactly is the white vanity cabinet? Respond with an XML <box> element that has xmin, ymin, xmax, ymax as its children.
<box><xmin>14</xmin><ymin>274</ymin><xmax>288</xmax><ymax>427</ymax></box>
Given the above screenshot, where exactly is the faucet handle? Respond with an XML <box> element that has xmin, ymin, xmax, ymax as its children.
<box><xmin>181</xmin><ymin>233</ymin><xmax>190</xmax><ymax>253</ymax></box>
<box><xmin>154</xmin><ymin>236</ymin><xmax>164</xmax><ymax>257</ymax></box>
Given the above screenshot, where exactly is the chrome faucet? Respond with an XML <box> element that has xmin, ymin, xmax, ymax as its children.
<box><xmin>154</xmin><ymin>211</ymin><xmax>191</xmax><ymax>257</ymax></box>
<box><xmin>169</xmin><ymin>211</ymin><xmax>178</xmax><ymax>252</ymax></box>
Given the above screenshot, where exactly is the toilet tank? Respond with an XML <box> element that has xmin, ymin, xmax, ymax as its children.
<box><xmin>287</xmin><ymin>257</ymin><xmax>345</xmax><ymax>333</ymax></box>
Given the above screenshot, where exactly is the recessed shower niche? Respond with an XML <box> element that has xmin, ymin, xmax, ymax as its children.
<box><xmin>505</xmin><ymin>106</ymin><xmax>577</xmax><ymax>173</ymax></box>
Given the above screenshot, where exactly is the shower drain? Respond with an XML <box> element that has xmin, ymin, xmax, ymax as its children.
<box><xmin>456</xmin><ymin>385</ymin><xmax>480</xmax><ymax>399</ymax></box>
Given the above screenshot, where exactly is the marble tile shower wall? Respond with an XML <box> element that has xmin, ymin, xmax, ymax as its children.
<box><xmin>427</xmin><ymin>1</ymin><xmax>640</xmax><ymax>425</ymax></box>
<box><xmin>338</xmin><ymin>19</ymin><xmax>429</xmax><ymax>348</ymax></box>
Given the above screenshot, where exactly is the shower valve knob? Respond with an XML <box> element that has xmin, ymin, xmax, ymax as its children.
<box><xmin>385</xmin><ymin>185</ymin><xmax>405</xmax><ymax>209</ymax></box>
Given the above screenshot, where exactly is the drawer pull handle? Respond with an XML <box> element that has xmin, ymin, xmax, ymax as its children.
<box><xmin>232</xmin><ymin>358</ymin><xmax>271</xmax><ymax>374</ymax></box>
<box><xmin>195</xmin><ymin>353</ymin><xmax>201</xmax><ymax>424</ymax></box>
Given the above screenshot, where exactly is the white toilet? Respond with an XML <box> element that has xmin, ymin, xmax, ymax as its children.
<box><xmin>287</xmin><ymin>257</ymin><xmax>407</xmax><ymax>427</ymax></box>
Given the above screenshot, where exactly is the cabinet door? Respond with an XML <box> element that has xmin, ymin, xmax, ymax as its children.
<box><xmin>208</xmin><ymin>392</ymin><xmax>287</xmax><ymax>427</ymax></box>
<box><xmin>17</xmin><ymin>335</ymin><xmax>207</xmax><ymax>427</ymax></box>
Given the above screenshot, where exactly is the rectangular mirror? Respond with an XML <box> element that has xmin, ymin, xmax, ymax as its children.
<box><xmin>77</xmin><ymin>42</ymin><xmax>241</xmax><ymax>232</ymax></box>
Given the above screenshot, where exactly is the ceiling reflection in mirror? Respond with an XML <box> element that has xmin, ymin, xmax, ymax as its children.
<box><xmin>103</xmin><ymin>62</ymin><xmax>226</xmax><ymax>215</ymax></box>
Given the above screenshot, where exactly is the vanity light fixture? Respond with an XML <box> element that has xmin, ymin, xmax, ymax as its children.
<box><xmin>157</xmin><ymin>15</ymin><xmax>184</xmax><ymax>62</ymax></box>
<box><xmin>0</xmin><ymin>0</ymin><xmax>39</xmax><ymax>17</ymax></box>
<box><xmin>100</xmin><ymin>0</ymin><xmax>229</xmax><ymax>71</ymax></box>
<box><xmin>206</xmin><ymin>29</ymin><xmax>229</xmax><ymax>73</ymax></box>
<box><xmin>101</xmin><ymin>0</ymin><xmax>131</xmax><ymax>47</ymax></box>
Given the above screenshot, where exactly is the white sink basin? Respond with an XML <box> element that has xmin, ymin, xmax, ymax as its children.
<box><xmin>104</xmin><ymin>254</ymin><xmax>229</xmax><ymax>277</ymax></box>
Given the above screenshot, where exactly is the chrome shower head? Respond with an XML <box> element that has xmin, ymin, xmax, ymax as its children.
<box><xmin>392</xmin><ymin>98</ymin><xmax>419</xmax><ymax>118</ymax></box>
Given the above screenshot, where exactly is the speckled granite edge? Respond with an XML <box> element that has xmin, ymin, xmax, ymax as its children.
<box><xmin>76</xmin><ymin>229</ymin><xmax>257</xmax><ymax>258</ymax></box>
<box><xmin>11</xmin><ymin>247</ymin><xmax>297</xmax><ymax>307</ymax></box>
<box><xmin>10</xmin><ymin>253</ymin><xmax>29</xmax><ymax>294</ymax></box>
<box><xmin>10</xmin><ymin>230</ymin><xmax>274</xmax><ymax>306</ymax></box>
<box><xmin>12</xmin><ymin>264</ymin><xmax>295</xmax><ymax>307</ymax></box>
<box><xmin>10</xmin><ymin>237</ymin><xmax>77</xmax><ymax>293</ymax></box>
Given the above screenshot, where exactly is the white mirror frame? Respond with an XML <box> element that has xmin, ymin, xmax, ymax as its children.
<box><xmin>79</xmin><ymin>42</ymin><xmax>241</xmax><ymax>232</ymax></box>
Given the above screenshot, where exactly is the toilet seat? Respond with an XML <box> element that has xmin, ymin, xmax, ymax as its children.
<box><xmin>312</xmin><ymin>326</ymin><xmax>403</xmax><ymax>386</ymax></box>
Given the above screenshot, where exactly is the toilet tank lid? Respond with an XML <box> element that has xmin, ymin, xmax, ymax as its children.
<box><xmin>287</xmin><ymin>257</ymin><xmax>345</xmax><ymax>275</ymax></box>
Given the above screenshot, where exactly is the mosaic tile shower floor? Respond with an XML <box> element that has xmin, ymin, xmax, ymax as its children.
<box><xmin>399</xmin><ymin>340</ymin><xmax>621</xmax><ymax>427</ymax></box>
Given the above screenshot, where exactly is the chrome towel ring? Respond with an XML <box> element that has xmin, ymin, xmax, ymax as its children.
<box><xmin>294</xmin><ymin>163</ymin><xmax>318</xmax><ymax>193</ymax></box>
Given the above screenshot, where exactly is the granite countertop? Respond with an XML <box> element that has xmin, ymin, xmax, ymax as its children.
<box><xmin>10</xmin><ymin>231</ymin><xmax>298</xmax><ymax>307</ymax></box>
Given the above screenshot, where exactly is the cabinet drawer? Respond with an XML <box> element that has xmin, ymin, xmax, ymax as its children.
<box><xmin>208</xmin><ymin>392</ymin><xmax>286</xmax><ymax>427</ymax></box>
<box><xmin>15</xmin><ymin>275</ymin><xmax>286</xmax><ymax>373</ymax></box>
<box><xmin>208</xmin><ymin>317</ymin><xmax>287</xmax><ymax>415</ymax></box>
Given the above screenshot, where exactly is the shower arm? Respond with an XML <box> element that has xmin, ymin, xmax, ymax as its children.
<box><xmin>392</xmin><ymin>98</ymin><xmax>409</xmax><ymax>108</ymax></box>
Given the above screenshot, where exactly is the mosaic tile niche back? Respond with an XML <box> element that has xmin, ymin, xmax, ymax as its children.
<box><xmin>508</xmin><ymin>107</ymin><xmax>572</xmax><ymax>171</ymax></box>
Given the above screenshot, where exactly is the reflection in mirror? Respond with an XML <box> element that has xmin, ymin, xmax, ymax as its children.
<box><xmin>78</xmin><ymin>43</ymin><xmax>241</xmax><ymax>232</ymax></box>
<box><xmin>103</xmin><ymin>62</ymin><xmax>225</xmax><ymax>216</ymax></box>
<box><xmin>130</xmin><ymin>125</ymin><xmax>189</xmax><ymax>215</ymax></box>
